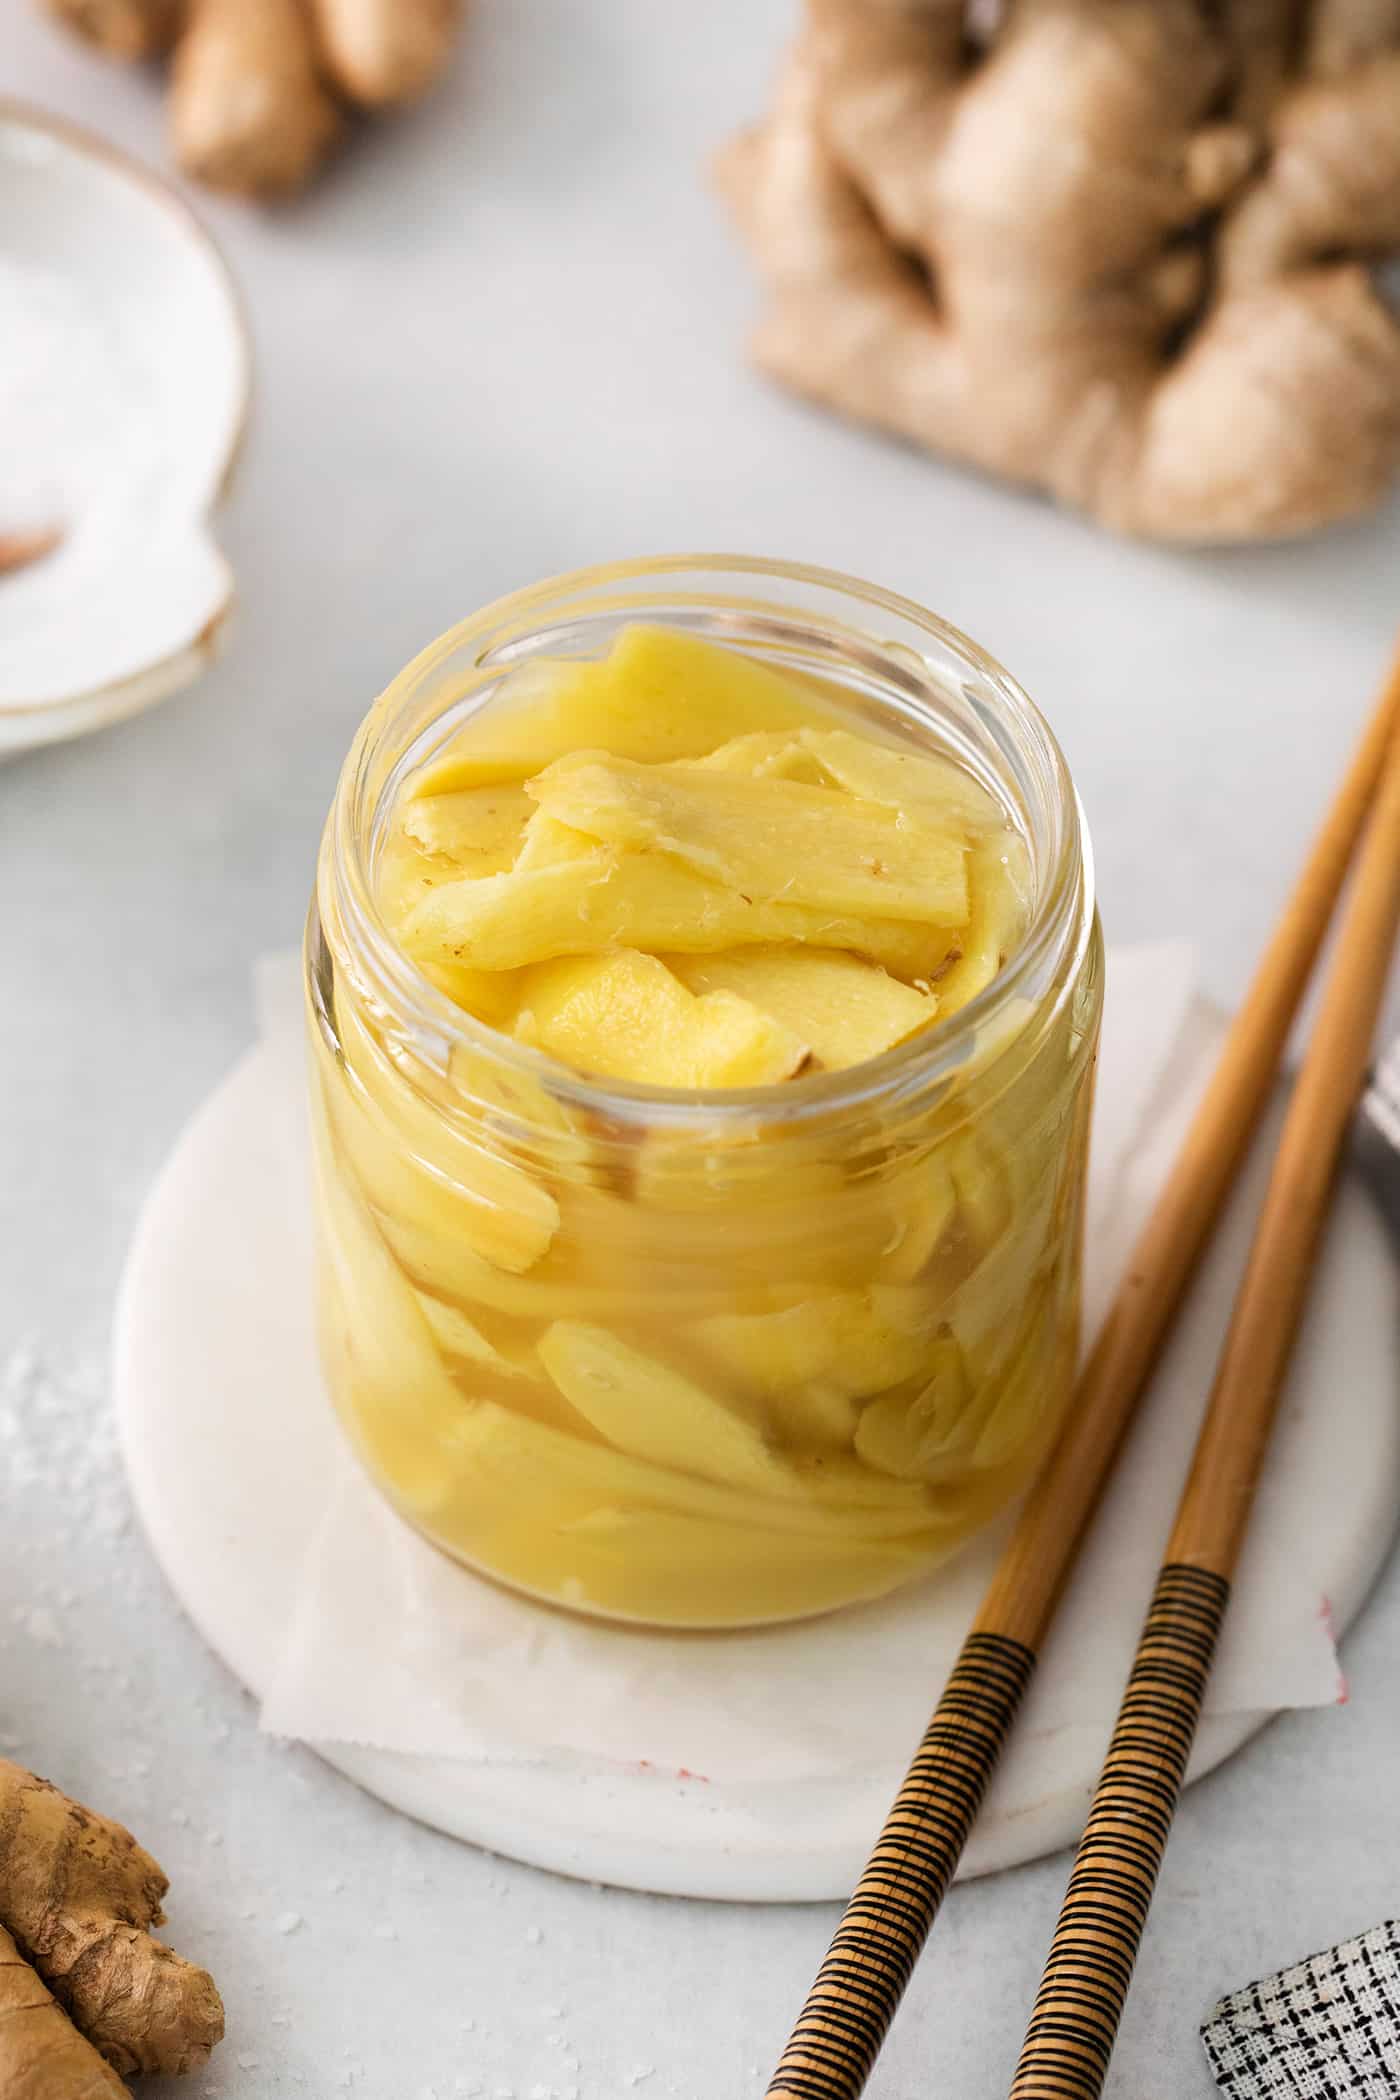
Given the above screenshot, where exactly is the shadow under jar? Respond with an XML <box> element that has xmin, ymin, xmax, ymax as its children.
<box><xmin>305</xmin><ymin>557</ymin><xmax>1103</xmax><ymax>1629</ymax></box>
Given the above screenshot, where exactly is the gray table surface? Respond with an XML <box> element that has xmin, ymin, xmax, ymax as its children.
<box><xmin>5</xmin><ymin>6</ymin><xmax>1400</xmax><ymax>2096</ymax></box>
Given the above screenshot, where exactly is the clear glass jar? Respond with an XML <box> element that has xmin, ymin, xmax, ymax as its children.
<box><xmin>305</xmin><ymin>557</ymin><xmax>1103</xmax><ymax>1629</ymax></box>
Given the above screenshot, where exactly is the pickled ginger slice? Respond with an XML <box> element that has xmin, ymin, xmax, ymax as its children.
<box><xmin>512</xmin><ymin>809</ymin><xmax>603</xmax><ymax>871</ymax></box>
<box><xmin>412</xmin><ymin>1292</ymin><xmax>540</xmax><ymax>1380</ymax></box>
<box><xmin>516</xmin><ymin>949</ymin><xmax>810</xmax><ymax>1088</ymax></box>
<box><xmin>437</xmin><ymin>1394</ymin><xmax>933</xmax><ymax>1538</ymax></box>
<box><xmin>933</xmin><ymin>831</ymin><xmax>1033</xmax><ymax>1015</ymax></box>
<box><xmin>335</xmin><ymin>1001</ymin><xmax>558</xmax><ymax>1274</ymax></box>
<box><xmin>687</xmin><ymin>730</ymin><xmax>828</xmax><ymax>783</ymax></box>
<box><xmin>666</xmin><ymin>946</ymin><xmax>935</xmax><ymax>1070</ymax></box>
<box><xmin>853</xmin><ymin>1337</ymin><xmax>975</xmax><ymax>1483</ymax></box>
<box><xmin>529</xmin><ymin>756</ymin><xmax>970</xmax><ymax>926</ymax></box>
<box><xmin>799</xmin><ymin>726</ymin><xmax>1003</xmax><ymax>830</ymax></box>
<box><xmin>537</xmin><ymin>1321</ymin><xmax>800</xmax><ymax>1495</ymax></box>
<box><xmin>695</xmin><ymin>1284</ymin><xmax>940</xmax><ymax>1406</ymax></box>
<box><xmin>415</xmin><ymin>959</ymin><xmax>526</xmax><ymax>1029</ymax></box>
<box><xmin>411</xmin><ymin>626</ymin><xmax>834</xmax><ymax>794</ymax></box>
<box><xmin>400</xmin><ymin>849</ymin><xmax>951</xmax><ymax>978</ymax></box>
<box><xmin>399</xmin><ymin>783</ymin><xmax>534</xmax><ymax>869</ymax></box>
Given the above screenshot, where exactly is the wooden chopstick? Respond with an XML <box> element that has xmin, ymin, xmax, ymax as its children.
<box><xmin>763</xmin><ymin>640</ymin><xmax>1400</xmax><ymax>2100</ymax></box>
<box><xmin>1006</xmin><ymin>688</ymin><xmax>1400</xmax><ymax>2100</ymax></box>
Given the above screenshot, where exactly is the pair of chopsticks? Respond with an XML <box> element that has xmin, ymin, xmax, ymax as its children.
<box><xmin>766</xmin><ymin>638</ymin><xmax>1400</xmax><ymax>2100</ymax></box>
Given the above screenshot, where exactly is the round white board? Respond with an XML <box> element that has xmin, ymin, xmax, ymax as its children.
<box><xmin>115</xmin><ymin>1037</ymin><xmax>1400</xmax><ymax>1904</ymax></box>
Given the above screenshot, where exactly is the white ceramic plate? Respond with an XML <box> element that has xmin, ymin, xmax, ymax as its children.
<box><xmin>0</xmin><ymin>103</ymin><xmax>250</xmax><ymax>753</ymax></box>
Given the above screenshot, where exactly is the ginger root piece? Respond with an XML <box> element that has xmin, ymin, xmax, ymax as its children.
<box><xmin>719</xmin><ymin>0</ymin><xmax>1400</xmax><ymax>541</ymax></box>
<box><xmin>42</xmin><ymin>0</ymin><xmax>464</xmax><ymax>196</ymax></box>
<box><xmin>0</xmin><ymin>1924</ymin><xmax>128</xmax><ymax>2100</ymax></box>
<box><xmin>0</xmin><ymin>1760</ymin><xmax>224</xmax><ymax>2080</ymax></box>
<box><xmin>308</xmin><ymin>0</ymin><xmax>461</xmax><ymax>105</ymax></box>
<box><xmin>170</xmin><ymin>0</ymin><xmax>343</xmax><ymax>197</ymax></box>
<box><xmin>43</xmin><ymin>0</ymin><xmax>181</xmax><ymax>58</ymax></box>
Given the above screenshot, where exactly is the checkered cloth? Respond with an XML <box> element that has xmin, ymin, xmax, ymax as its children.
<box><xmin>1202</xmin><ymin>1922</ymin><xmax>1400</xmax><ymax>2099</ymax></box>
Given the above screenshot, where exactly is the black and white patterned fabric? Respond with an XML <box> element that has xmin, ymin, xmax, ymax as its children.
<box><xmin>1202</xmin><ymin>1922</ymin><xmax>1400</xmax><ymax>2099</ymax></box>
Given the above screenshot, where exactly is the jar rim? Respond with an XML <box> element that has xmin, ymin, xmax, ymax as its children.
<box><xmin>322</xmin><ymin>553</ymin><xmax>1095</xmax><ymax>1132</ymax></box>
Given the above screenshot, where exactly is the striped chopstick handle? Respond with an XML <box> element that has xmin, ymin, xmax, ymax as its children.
<box><xmin>1007</xmin><ymin>1563</ymin><xmax>1230</xmax><ymax>2100</ymax></box>
<box><xmin>766</xmin><ymin>1631</ymin><xmax>1036</xmax><ymax>2100</ymax></box>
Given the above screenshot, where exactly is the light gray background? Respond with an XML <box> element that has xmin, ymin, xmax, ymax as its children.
<box><xmin>4</xmin><ymin>7</ymin><xmax>1399</xmax><ymax>2096</ymax></box>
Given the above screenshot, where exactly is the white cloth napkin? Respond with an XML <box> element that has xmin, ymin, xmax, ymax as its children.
<box><xmin>256</xmin><ymin>942</ymin><xmax>1345</xmax><ymax>1779</ymax></box>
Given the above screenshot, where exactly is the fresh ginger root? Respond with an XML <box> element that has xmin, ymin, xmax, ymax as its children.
<box><xmin>0</xmin><ymin>1925</ymin><xmax>128</xmax><ymax>2100</ymax></box>
<box><xmin>43</xmin><ymin>0</ymin><xmax>181</xmax><ymax>58</ymax></box>
<box><xmin>719</xmin><ymin>0</ymin><xmax>1400</xmax><ymax>541</ymax></box>
<box><xmin>308</xmin><ymin>0</ymin><xmax>461</xmax><ymax>106</ymax></box>
<box><xmin>43</xmin><ymin>0</ymin><xmax>464</xmax><ymax>196</ymax></box>
<box><xmin>171</xmin><ymin>0</ymin><xmax>343</xmax><ymax>197</ymax></box>
<box><xmin>0</xmin><ymin>1760</ymin><xmax>223</xmax><ymax>2086</ymax></box>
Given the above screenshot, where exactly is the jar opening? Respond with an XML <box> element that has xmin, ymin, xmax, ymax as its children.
<box><xmin>320</xmin><ymin>555</ymin><xmax>1094</xmax><ymax>1134</ymax></box>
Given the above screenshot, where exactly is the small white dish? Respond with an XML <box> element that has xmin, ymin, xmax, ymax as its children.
<box><xmin>0</xmin><ymin>103</ymin><xmax>250</xmax><ymax>754</ymax></box>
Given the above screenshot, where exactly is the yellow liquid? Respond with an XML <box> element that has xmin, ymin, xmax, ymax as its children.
<box><xmin>309</xmin><ymin>624</ymin><xmax>1096</xmax><ymax>1626</ymax></box>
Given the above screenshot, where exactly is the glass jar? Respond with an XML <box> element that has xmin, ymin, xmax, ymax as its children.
<box><xmin>305</xmin><ymin>557</ymin><xmax>1103</xmax><ymax>1630</ymax></box>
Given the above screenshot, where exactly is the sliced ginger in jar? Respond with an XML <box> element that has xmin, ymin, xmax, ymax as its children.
<box><xmin>398</xmin><ymin>784</ymin><xmax>535</xmax><ymax>868</ymax></box>
<box><xmin>399</xmin><ymin>840</ymin><xmax>955</xmax><ymax>979</ymax></box>
<box><xmin>665</xmin><ymin>946</ymin><xmax>936</xmax><ymax>1072</ymax></box>
<box><xmin>333</xmin><ymin>999</ymin><xmax>559</xmax><ymax>1276</ymax></box>
<box><xmin>693</xmin><ymin>1285</ymin><xmax>943</xmax><ymax>1409</ymax></box>
<box><xmin>684</xmin><ymin>729</ymin><xmax>830</xmax><ymax>784</ymax></box>
<box><xmin>325</xmin><ymin>616</ymin><xmax>1071</xmax><ymax>1627</ymax></box>
<box><xmin>412</xmin><ymin>625</ymin><xmax>848</xmax><ymax>795</ymax></box>
<box><xmin>528</xmin><ymin>754</ymin><xmax>970</xmax><ymax>925</ymax></box>
<box><xmin>935</xmin><ymin>831</ymin><xmax>1033</xmax><ymax>1018</ymax></box>
<box><xmin>797</xmin><ymin>725</ymin><xmax>1004</xmax><ymax>832</ymax></box>
<box><xmin>537</xmin><ymin>1322</ymin><xmax>798</xmax><ymax>1496</ymax></box>
<box><xmin>428</xmin><ymin>1397</ymin><xmax>936</xmax><ymax>1541</ymax></box>
<box><xmin>515</xmin><ymin>949</ymin><xmax>810</xmax><ymax>1088</ymax></box>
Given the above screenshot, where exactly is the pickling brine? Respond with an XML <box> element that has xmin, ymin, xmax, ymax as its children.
<box><xmin>306</xmin><ymin>560</ymin><xmax>1102</xmax><ymax>1627</ymax></box>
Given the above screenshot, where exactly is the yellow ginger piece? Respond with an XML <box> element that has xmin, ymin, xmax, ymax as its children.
<box><xmin>964</xmin><ymin>1292</ymin><xmax>1064</xmax><ymax>1471</ymax></box>
<box><xmin>694</xmin><ymin>1284</ymin><xmax>941</xmax><ymax>1409</ymax></box>
<box><xmin>334</xmin><ymin>1001</ymin><xmax>558</xmax><ymax>1275</ymax></box>
<box><xmin>797</xmin><ymin>726</ymin><xmax>1003</xmax><ymax>831</ymax></box>
<box><xmin>688</xmin><ymin>729</ymin><xmax>830</xmax><ymax>783</ymax></box>
<box><xmin>628</xmin><ymin>1119</ymin><xmax>906</xmax><ymax>1287</ymax></box>
<box><xmin>434</xmin><ymin>1394</ymin><xmax>935</xmax><ymax>1539</ymax></box>
<box><xmin>413</xmin><ymin>626</ymin><xmax>839</xmax><ymax>794</ymax></box>
<box><xmin>412</xmin><ymin>1406</ymin><xmax>950</xmax><ymax>1620</ymax></box>
<box><xmin>666</xmin><ymin>945</ymin><xmax>935</xmax><ymax>1070</ymax></box>
<box><xmin>398</xmin><ymin>784</ymin><xmax>534</xmax><ymax>868</ymax></box>
<box><xmin>310</xmin><ymin>1106</ymin><xmax>468</xmax><ymax>1509</ymax></box>
<box><xmin>537</xmin><ymin>1321</ymin><xmax>798</xmax><ymax>1494</ymax></box>
<box><xmin>512</xmin><ymin>810</ymin><xmax>602</xmax><ymax>871</ymax></box>
<box><xmin>369</xmin><ymin>807</ymin><xmax>535</xmax><ymax>1029</ymax></box>
<box><xmin>854</xmin><ymin>1336</ymin><xmax>975</xmax><ymax>1483</ymax></box>
<box><xmin>515</xmin><ymin>949</ymin><xmax>809</xmax><ymax>1088</ymax></box>
<box><xmin>528</xmin><ymin>754</ymin><xmax>970</xmax><ymax>924</ymax></box>
<box><xmin>375</xmin><ymin>1199</ymin><xmax>800</xmax><ymax>1323</ymax></box>
<box><xmin>858</xmin><ymin>1282</ymin><xmax>1067</xmax><ymax>1494</ymax></box>
<box><xmin>878</xmin><ymin>1158</ymin><xmax>959</xmax><ymax>1281</ymax></box>
<box><xmin>377</xmin><ymin>832</ymin><xmax>463</xmax><ymax>915</ymax></box>
<box><xmin>412</xmin><ymin>1292</ymin><xmax>540</xmax><ymax>1382</ymax></box>
<box><xmin>415</xmin><ymin>960</ymin><xmax>525</xmax><ymax>1030</ymax></box>
<box><xmin>936</xmin><ymin>833</ymin><xmax>1033</xmax><ymax>1017</ymax></box>
<box><xmin>400</xmin><ymin>843</ymin><xmax>949</xmax><ymax>979</ymax></box>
